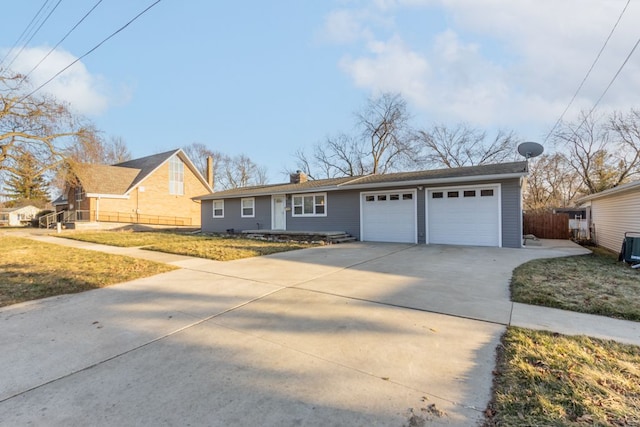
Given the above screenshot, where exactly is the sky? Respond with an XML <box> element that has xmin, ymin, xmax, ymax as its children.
<box><xmin>2</xmin><ymin>0</ymin><xmax>640</xmax><ymax>183</ymax></box>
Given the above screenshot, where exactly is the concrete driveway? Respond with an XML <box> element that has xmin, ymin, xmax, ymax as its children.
<box><xmin>0</xmin><ymin>240</ymin><xmax>589</xmax><ymax>426</ymax></box>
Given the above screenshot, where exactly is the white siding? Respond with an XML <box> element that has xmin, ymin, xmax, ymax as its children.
<box><xmin>591</xmin><ymin>188</ymin><xmax>640</xmax><ymax>252</ymax></box>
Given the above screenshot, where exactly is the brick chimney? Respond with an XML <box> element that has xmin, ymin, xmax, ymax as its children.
<box><xmin>206</xmin><ymin>156</ymin><xmax>214</xmax><ymax>189</ymax></box>
<box><xmin>289</xmin><ymin>170</ymin><xmax>308</xmax><ymax>184</ymax></box>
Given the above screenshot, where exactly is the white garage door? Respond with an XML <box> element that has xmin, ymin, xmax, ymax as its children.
<box><xmin>361</xmin><ymin>190</ymin><xmax>416</xmax><ymax>243</ymax></box>
<box><xmin>427</xmin><ymin>186</ymin><xmax>500</xmax><ymax>247</ymax></box>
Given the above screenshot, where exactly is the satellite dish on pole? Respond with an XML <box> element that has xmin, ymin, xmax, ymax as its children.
<box><xmin>517</xmin><ymin>142</ymin><xmax>544</xmax><ymax>159</ymax></box>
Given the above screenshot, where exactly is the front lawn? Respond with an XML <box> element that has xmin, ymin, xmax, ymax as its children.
<box><xmin>511</xmin><ymin>246</ymin><xmax>640</xmax><ymax>321</ymax></box>
<box><xmin>60</xmin><ymin>230</ymin><xmax>313</xmax><ymax>261</ymax></box>
<box><xmin>0</xmin><ymin>235</ymin><xmax>176</xmax><ymax>308</ymax></box>
<box><xmin>485</xmin><ymin>327</ymin><xmax>640</xmax><ymax>426</ymax></box>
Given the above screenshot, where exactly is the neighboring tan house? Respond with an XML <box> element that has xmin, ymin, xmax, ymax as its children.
<box><xmin>0</xmin><ymin>205</ymin><xmax>42</xmax><ymax>227</ymax></box>
<box><xmin>52</xmin><ymin>149</ymin><xmax>212</xmax><ymax>227</ymax></box>
<box><xmin>195</xmin><ymin>161</ymin><xmax>528</xmax><ymax>248</ymax></box>
<box><xmin>577</xmin><ymin>179</ymin><xmax>640</xmax><ymax>253</ymax></box>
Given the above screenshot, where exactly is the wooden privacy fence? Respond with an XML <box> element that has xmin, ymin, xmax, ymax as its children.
<box><xmin>523</xmin><ymin>213</ymin><xmax>570</xmax><ymax>239</ymax></box>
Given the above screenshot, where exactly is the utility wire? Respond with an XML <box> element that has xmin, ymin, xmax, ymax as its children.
<box><xmin>543</xmin><ymin>0</ymin><xmax>631</xmax><ymax>143</ymax></box>
<box><xmin>3</xmin><ymin>0</ymin><xmax>64</xmax><ymax>73</ymax></box>
<box><xmin>19</xmin><ymin>0</ymin><xmax>162</xmax><ymax>102</ymax></box>
<box><xmin>0</xmin><ymin>0</ymin><xmax>52</xmax><ymax>69</ymax></box>
<box><xmin>17</xmin><ymin>0</ymin><xmax>105</xmax><ymax>85</ymax></box>
<box><xmin>574</xmin><ymin>35</ymin><xmax>640</xmax><ymax>133</ymax></box>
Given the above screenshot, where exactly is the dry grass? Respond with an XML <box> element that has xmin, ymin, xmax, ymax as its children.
<box><xmin>511</xmin><ymin>246</ymin><xmax>640</xmax><ymax>321</ymax></box>
<box><xmin>0</xmin><ymin>235</ymin><xmax>176</xmax><ymax>308</ymax></box>
<box><xmin>485</xmin><ymin>327</ymin><xmax>640</xmax><ymax>426</ymax></box>
<box><xmin>61</xmin><ymin>230</ymin><xmax>313</xmax><ymax>261</ymax></box>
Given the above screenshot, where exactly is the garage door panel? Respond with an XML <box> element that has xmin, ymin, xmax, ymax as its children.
<box><xmin>428</xmin><ymin>186</ymin><xmax>500</xmax><ymax>247</ymax></box>
<box><xmin>361</xmin><ymin>191</ymin><xmax>416</xmax><ymax>243</ymax></box>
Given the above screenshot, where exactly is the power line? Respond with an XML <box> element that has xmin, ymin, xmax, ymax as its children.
<box><xmin>17</xmin><ymin>0</ymin><xmax>105</xmax><ymax>85</ymax></box>
<box><xmin>3</xmin><ymin>0</ymin><xmax>64</xmax><ymax>73</ymax></box>
<box><xmin>575</xmin><ymin>35</ymin><xmax>640</xmax><ymax>131</ymax></box>
<box><xmin>543</xmin><ymin>0</ymin><xmax>631</xmax><ymax>143</ymax></box>
<box><xmin>0</xmin><ymin>0</ymin><xmax>51</xmax><ymax>69</ymax></box>
<box><xmin>19</xmin><ymin>0</ymin><xmax>162</xmax><ymax>103</ymax></box>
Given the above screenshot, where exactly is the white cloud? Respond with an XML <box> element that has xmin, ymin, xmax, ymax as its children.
<box><xmin>322</xmin><ymin>9</ymin><xmax>373</xmax><ymax>44</ymax></box>
<box><xmin>2</xmin><ymin>46</ymin><xmax>112</xmax><ymax>116</ymax></box>
<box><xmin>323</xmin><ymin>0</ymin><xmax>640</xmax><ymax>135</ymax></box>
<box><xmin>339</xmin><ymin>35</ymin><xmax>430</xmax><ymax>106</ymax></box>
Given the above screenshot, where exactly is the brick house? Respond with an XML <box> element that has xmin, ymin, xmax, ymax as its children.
<box><xmin>53</xmin><ymin>149</ymin><xmax>212</xmax><ymax>227</ymax></box>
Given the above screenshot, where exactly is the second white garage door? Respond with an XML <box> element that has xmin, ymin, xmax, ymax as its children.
<box><xmin>427</xmin><ymin>185</ymin><xmax>500</xmax><ymax>247</ymax></box>
<box><xmin>361</xmin><ymin>190</ymin><xmax>417</xmax><ymax>243</ymax></box>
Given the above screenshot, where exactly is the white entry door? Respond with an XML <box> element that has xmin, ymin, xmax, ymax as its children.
<box><xmin>272</xmin><ymin>195</ymin><xmax>286</xmax><ymax>230</ymax></box>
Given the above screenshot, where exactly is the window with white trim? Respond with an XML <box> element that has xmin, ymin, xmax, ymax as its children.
<box><xmin>169</xmin><ymin>156</ymin><xmax>184</xmax><ymax>195</ymax></box>
<box><xmin>212</xmin><ymin>200</ymin><xmax>224</xmax><ymax>218</ymax></box>
<box><xmin>292</xmin><ymin>193</ymin><xmax>326</xmax><ymax>216</ymax></box>
<box><xmin>241</xmin><ymin>198</ymin><xmax>255</xmax><ymax>217</ymax></box>
<box><xmin>75</xmin><ymin>186</ymin><xmax>84</xmax><ymax>202</ymax></box>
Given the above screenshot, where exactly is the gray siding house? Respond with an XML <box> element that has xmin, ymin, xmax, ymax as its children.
<box><xmin>196</xmin><ymin>162</ymin><xmax>528</xmax><ymax>248</ymax></box>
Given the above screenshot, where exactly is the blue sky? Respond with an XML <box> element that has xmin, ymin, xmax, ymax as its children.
<box><xmin>2</xmin><ymin>1</ymin><xmax>640</xmax><ymax>182</ymax></box>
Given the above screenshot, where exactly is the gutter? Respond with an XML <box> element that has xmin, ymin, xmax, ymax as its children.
<box><xmin>576</xmin><ymin>180</ymin><xmax>640</xmax><ymax>204</ymax></box>
<box><xmin>335</xmin><ymin>172</ymin><xmax>527</xmax><ymax>190</ymax></box>
<box><xmin>86</xmin><ymin>193</ymin><xmax>130</xmax><ymax>199</ymax></box>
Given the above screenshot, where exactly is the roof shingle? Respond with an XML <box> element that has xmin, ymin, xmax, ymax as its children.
<box><xmin>196</xmin><ymin>161</ymin><xmax>528</xmax><ymax>200</ymax></box>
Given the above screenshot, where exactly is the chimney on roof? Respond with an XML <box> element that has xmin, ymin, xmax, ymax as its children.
<box><xmin>290</xmin><ymin>170</ymin><xmax>308</xmax><ymax>184</ymax></box>
<box><xmin>206</xmin><ymin>156</ymin><xmax>214</xmax><ymax>189</ymax></box>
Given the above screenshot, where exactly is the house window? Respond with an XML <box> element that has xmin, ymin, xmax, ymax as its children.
<box><xmin>481</xmin><ymin>189</ymin><xmax>494</xmax><ymax>197</ymax></box>
<box><xmin>464</xmin><ymin>190</ymin><xmax>476</xmax><ymax>197</ymax></box>
<box><xmin>447</xmin><ymin>191</ymin><xmax>459</xmax><ymax>198</ymax></box>
<box><xmin>169</xmin><ymin>156</ymin><xmax>184</xmax><ymax>195</ymax></box>
<box><xmin>389</xmin><ymin>194</ymin><xmax>400</xmax><ymax>201</ymax></box>
<box><xmin>365</xmin><ymin>195</ymin><xmax>375</xmax><ymax>202</ymax></box>
<box><xmin>432</xmin><ymin>192</ymin><xmax>443</xmax><ymax>199</ymax></box>
<box><xmin>377</xmin><ymin>195</ymin><xmax>387</xmax><ymax>201</ymax></box>
<box><xmin>241</xmin><ymin>198</ymin><xmax>255</xmax><ymax>218</ymax></box>
<box><xmin>75</xmin><ymin>186</ymin><xmax>84</xmax><ymax>202</ymax></box>
<box><xmin>292</xmin><ymin>193</ymin><xmax>326</xmax><ymax>216</ymax></box>
<box><xmin>402</xmin><ymin>193</ymin><xmax>413</xmax><ymax>200</ymax></box>
<box><xmin>212</xmin><ymin>200</ymin><xmax>224</xmax><ymax>218</ymax></box>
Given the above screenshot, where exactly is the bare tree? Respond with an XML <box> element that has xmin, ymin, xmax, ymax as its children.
<box><xmin>183</xmin><ymin>142</ymin><xmax>223</xmax><ymax>189</ymax></box>
<box><xmin>554</xmin><ymin>111</ymin><xmax>640</xmax><ymax>194</ymax></box>
<box><xmin>104</xmin><ymin>136</ymin><xmax>132</xmax><ymax>164</ymax></box>
<box><xmin>523</xmin><ymin>153</ymin><xmax>582</xmax><ymax>212</ymax></box>
<box><xmin>357</xmin><ymin>92</ymin><xmax>419</xmax><ymax>174</ymax></box>
<box><xmin>416</xmin><ymin>124</ymin><xmax>518</xmax><ymax>168</ymax></box>
<box><xmin>218</xmin><ymin>154</ymin><xmax>268</xmax><ymax>190</ymax></box>
<box><xmin>316</xmin><ymin>133</ymin><xmax>365</xmax><ymax>177</ymax></box>
<box><xmin>608</xmin><ymin>108</ymin><xmax>640</xmax><ymax>181</ymax></box>
<box><xmin>293</xmin><ymin>93</ymin><xmax>419</xmax><ymax>178</ymax></box>
<box><xmin>1</xmin><ymin>73</ymin><xmax>86</xmax><ymax>175</ymax></box>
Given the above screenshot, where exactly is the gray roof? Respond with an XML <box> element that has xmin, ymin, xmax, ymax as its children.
<box><xmin>114</xmin><ymin>149</ymin><xmax>179</xmax><ymax>191</ymax></box>
<box><xmin>196</xmin><ymin>161</ymin><xmax>528</xmax><ymax>200</ymax></box>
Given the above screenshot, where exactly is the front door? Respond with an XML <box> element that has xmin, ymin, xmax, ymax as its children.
<box><xmin>272</xmin><ymin>195</ymin><xmax>286</xmax><ymax>230</ymax></box>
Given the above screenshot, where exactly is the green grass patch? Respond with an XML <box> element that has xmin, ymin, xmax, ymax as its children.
<box><xmin>486</xmin><ymin>327</ymin><xmax>640</xmax><ymax>426</ymax></box>
<box><xmin>511</xmin><ymin>246</ymin><xmax>640</xmax><ymax>321</ymax></box>
<box><xmin>0</xmin><ymin>235</ymin><xmax>176</xmax><ymax>308</ymax></box>
<box><xmin>60</xmin><ymin>230</ymin><xmax>313</xmax><ymax>261</ymax></box>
